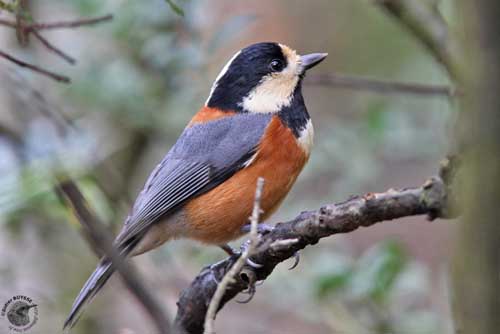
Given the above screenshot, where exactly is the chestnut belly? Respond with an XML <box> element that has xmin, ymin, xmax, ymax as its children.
<box><xmin>184</xmin><ymin>117</ymin><xmax>309</xmax><ymax>244</ymax></box>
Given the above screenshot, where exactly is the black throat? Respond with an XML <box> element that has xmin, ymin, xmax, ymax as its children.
<box><xmin>278</xmin><ymin>82</ymin><xmax>311</xmax><ymax>138</ymax></box>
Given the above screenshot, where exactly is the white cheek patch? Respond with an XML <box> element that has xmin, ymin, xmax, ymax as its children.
<box><xmin>240</xmin><ymin>74</ymin><xmax>299</xmax><ymax>113</ymax></box>
<box><xmin>297</xmin><ymin>119</ymin><xmax>314</xmax><ymax>156</ymax></box>
<box><xmin>240</xmin><ymin>44</ymin><xmax>302</xmax><ymax>114</ymax></box>
<box><xmin>205</xmin><ymin>50</ymin><xmax>241</xmax><ymax>106</ymax></box>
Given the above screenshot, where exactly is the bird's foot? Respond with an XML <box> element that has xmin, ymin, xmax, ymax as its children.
<box><xmin>209</xmin><ymin>258</ymin><xmax>230</xmax><ymax>284</ymax></box>
<box><xmin>214</xmin><ymin>243</ymin><xmax>262</xmax><ymax>301</ymax></box>
<box><xmin>240</xmin><ymin>240</ymin><xmax>264</xmax><ymax>268</ymax></box>
<box><xmin>216</xmin><ymin>235</ymin><xmax>272</xmax><ymax>303</ymax></box>
<box><xmin>234</xmin><ymin>249</ymin><xmax>299</xmax><ymax>303</ymax></box>
<box><xmin>219</xmin><ymin>243</ymin><xmax>263</xmax><ymax>269</ymax></box>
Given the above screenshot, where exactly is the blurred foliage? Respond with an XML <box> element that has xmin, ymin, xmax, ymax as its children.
<box><xmin>316</xmin><ymin>241</ymin><xmax>407</xmax><ymax>302</ymax></box>
<box><xmin>0</xmin><ymin>0</ymin><xmax>18</xmax><ymax>13</ymax></box>
<box><xmin>312</xmin><ymin>241</ymin><xmax>438</xmax><ymax>333</ymax></box>
<box><xmin>67</xmin><ymin>0</ymin><xmax>201</xmax><ymax>131</ymax></box>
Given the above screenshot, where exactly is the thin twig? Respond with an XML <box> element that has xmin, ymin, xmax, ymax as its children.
<box><xmin>306</xmin><ymin>73</ymin><xmax>458</xmax><ymax>97</ymax></box>
<box><xmin>0</xmin><ymin>49</ymin><xmax>70</xmax><ymax>83</ymax></box>
<box><xmin>203</xmin><ymin>177</ymin><xmax>265</xmax><ymax>334</ymax></box>
<box><xmin>0</xmin><ymin>14</ymin><xmax>113</xmax><ymax>31</ymax></box>
<box><xmin>56</xmin><ymin>178</ymin><xmax>171</xmax><ymax>334</ymax></box>
<box><xmin>31</xmin><ymin>30</ymin><xmax>76</xmax><ymax>64</ymax></box>
<box><xmin>0</xmin><ymin>14</ymin><xmax>112</xmax><ymax>79</ymax></box>
<box><xmin>26</xmin><ymin>14</ymin><xmax>113</xmax><ymax>30</ymax></box>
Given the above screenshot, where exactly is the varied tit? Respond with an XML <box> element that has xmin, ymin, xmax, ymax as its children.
<box><xmin>64</xmin><ymin>42</ymin><xmax>327</xmax><ymax>329</ymax></box>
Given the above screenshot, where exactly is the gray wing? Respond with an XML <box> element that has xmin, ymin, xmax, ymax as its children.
<box><xmin>115</xmin><ymin>113</ymin><xmax>273</xmax><ymax>250</ymax></box>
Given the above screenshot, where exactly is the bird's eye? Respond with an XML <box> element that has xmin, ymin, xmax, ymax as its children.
<box><xmin>269</xmin><ymin>59</ymin><xmax>284</xmax><ymax>72</ymax></box>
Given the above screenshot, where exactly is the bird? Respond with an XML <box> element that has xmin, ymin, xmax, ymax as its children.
<box><xmin>7</xmin><ymin>301</ymin><xmax>37</xmax><ymax>327</ymax></box>
<box><xmin>64</xmin><ymin>42</ymin><xmax>327</xmax><ymax>330</ymax></box>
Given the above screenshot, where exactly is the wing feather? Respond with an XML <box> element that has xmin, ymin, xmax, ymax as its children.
<box><xmin>115</xmin><ymin>113</ymin><xmax>273</xmax><ymax>249</ymax></box>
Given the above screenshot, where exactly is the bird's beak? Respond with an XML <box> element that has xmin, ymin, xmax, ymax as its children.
<box><xmin>300</xmin><ymin>53</ymin><xmax>328</xmax><ymax>71</ymax></box>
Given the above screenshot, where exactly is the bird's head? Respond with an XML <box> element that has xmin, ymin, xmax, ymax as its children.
<box><xmin>206</xmin><ymin>42</ymin><xmax>327</xmax><ymax>114</ymax></box>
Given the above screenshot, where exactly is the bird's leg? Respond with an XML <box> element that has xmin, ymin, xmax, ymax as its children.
<box><xmin>219</xmin><ymin>244</ymin><xmax>237</xmax><ymax>256</ymax></box>
<box><xmin>240</xmin><ymin>223</ymin><xmax>274</xmax><ymax>235</ymax></box>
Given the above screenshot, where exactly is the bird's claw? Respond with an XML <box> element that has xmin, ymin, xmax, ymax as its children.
<box><xmin>288</xmin><ymin>251</ymin><xmax>300</xmax><ymax>270</ymax></box>
<box><xmin>236</xmin><ymin>284</ymin><xmax>256</xmax><ymax>303</ymax></box>
<box><xmin>218</xmin><ymin>244</ymin><xmax>263</xmax><ymax>268</ymax></box>
<box><xmin>245</xmin><ymin>257</ymin><xmax>263</xmax><ymax>269</ymax></box>
<box><xmin>236</xmin><ymin>267</ymin><xmax>258</xmax><ymax>303</ymax></box>
<box><xmin>239</xmin><ymin>240</ymin><xmax>264</xmax><ymax>268</ymax></box>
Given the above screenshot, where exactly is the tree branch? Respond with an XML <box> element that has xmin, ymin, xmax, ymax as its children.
<box><xmin>0</xmin><ymin>49</ymin><xmax>70</xmax><ymax>82</ymax></box>
<box><xmin>23</xmin><ymin>14</ymin><xmax>113</xmax><ymax>31</ymax></box>
<box><xmin>0</xmin><ymin>13</ymin><xmax>112</xmax><ymax>81</ymax></box>
<box><xmin>0</xmin><ymin>14</ymin><xmax>113</xmax><ymax>31</ymax></box>
<box><xmin>31</xmin><ymin>30</ymin><xmax>76</xmax><ymax>64</ymax></box>
<box><xmin>375</xmin><ymin>0</ymin><xmax>463</xmax><ymax>81</ymax></box>
<box><xmin>306</xmin><ymin>73</ymin><xmax>459</xmax><ymax>97</ymax></box>
<box><xmin>174</xmin><ymin>158</ymin><xmax>459</xmax><ymax>334</ymax></box>
<box><xmin>55</xmin><ymin>178</ymin><xmax>172</xmax><ymax>334</ymax></box>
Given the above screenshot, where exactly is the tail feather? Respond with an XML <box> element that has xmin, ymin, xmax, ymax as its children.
<box><xmin>63</xmin><ymin>259</ymin><xmax>114</xmax><ymax>331</ymax></box>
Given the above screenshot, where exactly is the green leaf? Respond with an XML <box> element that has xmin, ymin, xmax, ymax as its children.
<box><xmin>70</xmin><ymin>0</ymin><xmax>103</xmax><ymax>15</ymax></box>
<box><xmin>164</xmin><ymin>0</ymin><xmax>184</xmax><ymax>17</ymax></box>
<box><xmin>365</xmin><ymin>101</ymin><xmax>387</xmax><ymax>138</ymax></box>
<box><xmin>351</xmin><ymin>240</ymin><xmax>407</xmax><ymax>302</ymax></box>
<box><xmin>315</xmin><ymin>270</ymin><xmax>353</xmax><ymax>299</ymax></box>
<box><xmin>0</xmin><ymin>0</ymin><xmax>17</xmax><ymax>13</ymax></box>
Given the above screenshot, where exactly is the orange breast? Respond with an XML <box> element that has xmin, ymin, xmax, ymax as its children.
<box><xmin>184</xmin><ymin>116</ymin><xmax>309</xmax><ymax>244</ymax></box>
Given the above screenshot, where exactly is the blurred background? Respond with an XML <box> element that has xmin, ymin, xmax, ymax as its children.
<box><xmin>0</xmin><ymin>0</ymin><xmax>458</xmax><ymax>333</ymax></box>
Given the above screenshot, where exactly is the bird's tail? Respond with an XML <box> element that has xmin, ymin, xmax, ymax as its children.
<box><xmin>63</xmin><ymin>258</ymin><xmax>114</xmax><ymax>331</ymax></box>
